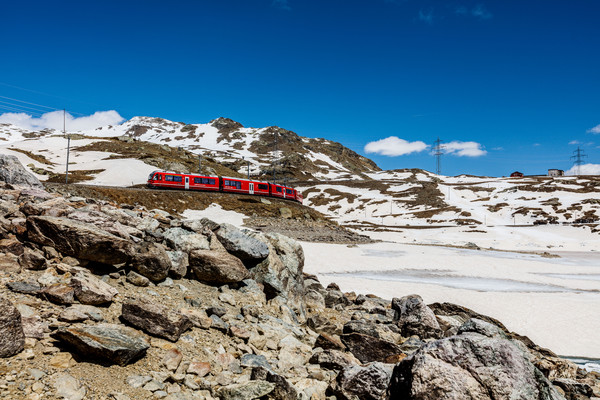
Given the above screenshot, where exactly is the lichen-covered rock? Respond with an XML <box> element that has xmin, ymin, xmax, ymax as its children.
<box><xmin>0</xmin><ymin>154</ymin><xmax>43</xmax><ymax>188</ymax></box>
<box><xmin>163</xmin><ymin>227</ymin><xmax>210</xmax><ymax>253</ymax></box>
<box><xmin>0</xmin><ymin>297</ymin><xmax>25</xmax><ymax>357</ymax></box>
<box><xmin>217</xmin><ymin>380</ymin><xmax>275</xmax><ymax>400</ymax></box>
<box><xmin>392</xmin><ymin>294</ymin><xmax>442</xmax><ymax>339</ymax></box>
<box><xmin>327</xmin><ymin>362</ymin><xmax>393</xmax><ymax>400</ymax></box>
<box><xmin>388</xmin><ymin>332</ymin><xmax>565</xmax><ymax>400</ymax></box>
<box><xmin>51</xmin><ymin>323</ymin><xmax>149</xmax><ymax>366</ymax></box>
<box><xmin>213</xmin><ymin>223</ymin><xmax>269</xmax><ymax>262</ymax></box>
<box><xmin>189</xmin><ymin>249</ymin><xmax>249</xmax><ymax>284</ymax></box>
<box><xmin>130</xmin><ymin>241</ymin><xmax>171</xmax><ymax>282</ymax></box>
<box><xmin>167</xmin><ymin>250</ymin><xmax>189</xmax><ymax>279</ymax></box>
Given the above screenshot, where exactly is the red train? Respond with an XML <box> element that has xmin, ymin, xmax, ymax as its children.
<box><xmin>147</xmin><ymin>170</ymin><xmax>303</xmax><ymax>203</ymax></box>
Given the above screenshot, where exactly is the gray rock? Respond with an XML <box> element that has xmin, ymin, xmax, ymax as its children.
<box><xmin>21</xmin><ymin>315</ymin><xmax>47</xmax><ymax>339</ymax></box>
<box><xmin>59</xmin><ymin>305</ymin><xmax>104</xmax><ymax>322</ymax></box>
<box><xmin>388</xmin><ymin>332</ymin><xmax>565</xmax><ymax>400</ymax></box>
<box><xmin>0</xmin><ymin>154</ymin><xmax>43</xmax><ymax>188</ymax></box>
<box><xmin>392</xmin><ymin>294</ymin><xmax>442</xmax><ymax>339</ymax></box>
<box><xmin>458</xmin><ymin>318</ymin><xmax>506</xmax><ymax>338</ymax></box>
<box><xmin>217</xmin><ymin>381</ymin><xmax>276</xmax><ymax>400</ymax></box>
<box><xmin>6</xmin><ymin>281</ymin><xmax>42</xmax><ymax>295</ymax></box>
<box><xmin>325</xmin><ymin>289</ymin><xmax>350</xmax><ymax>308</ymax></box>
<box><xmin>240</xmin><ymin>354</ymin><xmax>273</xmax><ymax>371</ymax></box>
<box><xmin>167</xmin><ymin>251</ymin><xmax>189</xmax><ymax>279</ymax></box>
<box><xmin>53</xmin><ymin>373</ymin><xmax>86</xmax><ymax>400</ymax></box>
<box><xmin>250</xmin><ymin>367</ymin><xmax>298</xmax><ymax>400</ymax></box>
<box><xmin>42</xmin><ymin>283</ymin><xmax>76</xmax><ymax>305</ymax></box>
<box><xmin>341</xmin><ymin>332</ymin><xmax>404</xmax><ymax>364</ymax></box>
<box><xmin>126</xmin><ymin>375</ymin><xmax>152</xmax><ymax>388</ymax></box>
<box><xmin>131</xmin><ymin>241</ymin><xmax>172</xmax><ymax>282</ymax></box>
<box><xmin>126</xmin><ymin>270</ymin><xmax>150</xmax><ymax>287</ymax></box>
<box><xmin>70</xmin><ymin>273</ymin><xmax>118</xmax><ymax>305</ymax></box>
<box><xmin>210</xmin><ymin>314</ymin><xmax>229</xmax><ymax>333</ymax></box>
<box><xmin>189</xmin><ymin>250</ymin><xmax>249</xmax><ymax>284</ymax></box>
<box><xmin>27</xmin><ymin>216</ymin><xmax>135</xmax><ymax>265</ymax></box>
<box><xmin>121</xmin><ymin>298</ymin><xmax>192</xmax><ymax>342</ymax></box>
<box><xmin>51</xmin><ymin>323</ymin><xmax>150</xmax><ymax>366</ymax></box>
<box><xmin>0</xmin><ymin>297</ymin><xmax>25</xmax><ymax>357</ymax></box>
<box><xmin>309</xmin><ymin>349</ymin><xmax>360</xmax><ymax>371</ymax></box>
<box><xmin>163</xmin><ymin>228</ymin><xmax>210</xmax><ymax>253</ymax></box>
<box><xmin>328</xmin><ymin>362</ymin><xmax>393</xmax><ymax>400</ymax></box>
<box><xmin>214</xmin><ymin>223</ymin><xmax>269</xmax><ymax>262</ymax></box>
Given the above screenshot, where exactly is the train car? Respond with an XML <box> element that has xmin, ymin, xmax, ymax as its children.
<box><xmin>147</xmin><ymin>171</ymin><xmax>219</xmax><ymax>191</ymax></box>
<box><xmin>294</xmin><ymin>189</ymin><xmax>303</xmax><ymax>204</ymax></box>
<box><xmin>270</xmin><ymin>183</ymin><xmax>286</xmax><ymax>199</ymax></box>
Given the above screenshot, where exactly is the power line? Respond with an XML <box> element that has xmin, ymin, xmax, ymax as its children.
<box><xmin>433</xmin><ymin>137</ymin><xmax>444</xmax><ymax>175</ymax></box>
<box><xmin>0</xmin><ymin>95</ymin><xmax>60</xmax><ymax>111</ymax></box>
<box><xmin>0</xmin><ymin>104</ymin><xmax>45</xmax><ymax>116</ymax></box>
<box><xmin>0</xmin><ymin>99</ymin><xmax>54</xmax><ymax>114</ymax></box>
<box><xmin>570</xmin><ymin>146</ymin><xmax>587</xmax><ymax>175</ymax></box>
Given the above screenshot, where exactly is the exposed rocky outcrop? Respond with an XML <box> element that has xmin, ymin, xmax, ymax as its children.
<box><xmin>0</xmin><ymin>154</ymin><xmax>43</xmax><ymax>188</ymax></box>
<box><xmin>121</xmin><ymin>298</ymin><xmax>192</xmax><ymax>342</ymax></box>
<box><xmin>0</xmin><ymin>297</ymin><xmax>25</xmax><ymax>357</ymax></box>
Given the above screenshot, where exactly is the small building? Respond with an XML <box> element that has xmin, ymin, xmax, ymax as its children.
<box><xmin>510</xmin><ymin>171</ymin><xmax>524</xmax><ymax>178</ymax></box>
<box><xmin>548</xmin><ymin>169</ymin><xmax>564</xmax><ymax>177</ymax></box>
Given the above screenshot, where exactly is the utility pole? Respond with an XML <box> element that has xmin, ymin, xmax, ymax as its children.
<box><xmin>198</xmin><ymin>154</ymin><xmax>202</xmax><ymax>174</ymax></box>
<box><xmin>242</xmin><ymin>156</ymin><xmax>250</xmax><ymax>180</ymax></box>
<box><xmin>64</xmin><ymin>109</ymin><xmax>70</xmax><ymax>184</ymax></box>
<box><xmin>272</xmin><ymin>130</ymin><xmax>278</xmax><ymax>183</ymax></box>
<box><xmin>433</xmin><ymin>137</ymin><xmax>443</xmax><ymax>175</ymax></box>
<box><xmin>570</xmin><ymin>146</ymin><xmax>587</xmax><ymax>176</ymax></box>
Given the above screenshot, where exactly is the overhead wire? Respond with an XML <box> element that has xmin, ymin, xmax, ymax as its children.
<box><xmin>0</xmin><ymin>104</ymin><xmax>45</xmax><ymax>116</ymax></box>
<box><xmin>0</xmin><ymin>94</ymin><xmax>87</xmax><ymax>117</ymax></box>
<box><xmin>0</xmin><ymin>99</ymin><xmax>55</xmax><ymax>114</ymax></box>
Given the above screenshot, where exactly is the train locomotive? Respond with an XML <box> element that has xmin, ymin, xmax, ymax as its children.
<box><xmin>147</xmin><ymin>170</ymin><xmax>303</xmax><ymax>204</ymax></box>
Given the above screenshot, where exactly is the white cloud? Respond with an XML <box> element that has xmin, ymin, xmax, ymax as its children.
<box><xmin>471</xmin><ymin>4</ymin><xmax>492</xmax><ymax>19</ymax></box>
<box><xmin>442</xmin><ymin>141</ymin><xmax>487</xmax><ymax>157</ymax></box>
<box><xmin>364</xmin><ymin>136</ymin><xmax>428</xmax><ymax>156</ymax></box>
<box><xmin>565</xmin><ymin>163</ymin><xmax>600</xmax><ymax>176</ymax></box>
<box><xmin>569</xmin><ymin>140</ymin><xmax>581</xmax><ymax>145</ymax></box>
<box><xmin>0</xmin><ymin>110</ymin><xmax>124</xmax><ymax>132</ymax></box>
<box><xmin>587</xmin><ymin>124</ymin><xmax>600</xmax><ymax>134</ymax></box>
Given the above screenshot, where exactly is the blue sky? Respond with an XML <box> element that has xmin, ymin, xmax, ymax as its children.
<box><xmin>1</xmin><ymin>0</ymin><xmax>599</xmax><ymax>176</ymax></box>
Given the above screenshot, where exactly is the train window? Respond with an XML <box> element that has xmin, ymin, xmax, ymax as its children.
<box><xmin>276</xmin><ymin>187</ymin><xmax>282</xmax><ymax>192</ymax></box>
<box><xmin>173</xmin><ymin>176</ymin><xmax>182</xmax><ymax>182</ymax></box>
<box><xmin>286</xmin><ymin>189</ymin><xmax>293</xmax><ymax>194</ymax></box>
<box><xmin>194</xmin><ymin>178</ymin><xmax>202</xmax><ymax>184</ymax></box>
<box><xmin>225</xmin><ymin>180</ymin><xmax>241</xmax><ymax>189</ymax></box>
<box><xmin>209</xmin><ymin>178</ymin><xmax>215</xmax><ymax>185</ymax></box>
<box><xmin>258</xmin><ymin>184</ymin><xmax>268</xmax><ymax>191</ymax></box>
<box><xmin>153</xmin><ymin>174</ymin><xmax>161</xmax><ymax>180</ymax></box>
<box><xmin>165</xmin><ymin>175</ymin><xmax>174</xmax><ymax>181</ymax></box>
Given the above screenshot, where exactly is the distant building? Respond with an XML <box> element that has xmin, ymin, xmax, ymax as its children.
<box><xmin>510</xmin><ymin>171</ymin><xmax>524</xmax><ymax>178</ymax></box>
<box><xmin>548</xmin><ymin>169</ymin><xmax>564</xmax><ymax>177</ymax></box>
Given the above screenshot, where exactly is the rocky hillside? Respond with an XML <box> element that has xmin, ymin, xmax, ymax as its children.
<box><xmin>1</xmin><ymin>154</ymin><xmax>600</xmax><ymax>399</ymax></box>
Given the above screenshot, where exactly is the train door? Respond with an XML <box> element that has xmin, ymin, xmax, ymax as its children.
<box><xmin>185</xmin><ymin>176</ymin><xmax>189</xmax><ymax>190</ymax></box>
<box><xmin>249</xmin><ymin>182</ymin><xmax>254</xmax><ymax>195</ymax></box>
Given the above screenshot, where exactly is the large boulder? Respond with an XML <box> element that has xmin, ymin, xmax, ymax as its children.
<box><xmin>130</xmin><ymin>241</ymin><xmax>171</xmax><ymax>282</ymax></box>
<box><xmin>163</xmin><ymin>227</ymin><xmax>210</xmax><ymax>253</ymax></box>
<box><xmin>341</xmin><ymin>332</ymin><xmax>404</xmax><ymax>364</ymax></box>
<box><xmin>121</xmin><ymin>298</ymin><xmax>192</xmax><ymax>342</ymax></box>
<box><xmin>0</xmin><ymin>154</ymin><xmax>43</xmax><ymax>188</ymax></box>
<box><xmin>189</xmin><ymin>249</ymin><xmax>249</xmax><ymax>284</ymax></box>
<box><xmin>27</xmin><ymin>216</ymin><xmax>135</xmax><ymax>265</ymax></box>
<box><xmin>327</xmin><ymin>362</ymin><xmax>393</xmax><ymax>400</ymax></box>
<box><xmin>213</xmin><ymin>223</ymin><xmax>269</xmax><ymax>263</ymax></box>
<box><xmin>51</xmin><ymin>323</ymin><xmax>149</xmax><ymax>366</ymax></box>
<box><xmin>70</xmin><ymin>273</ymin><xmax>119</xmax><ymax>305</ymax></box>
<box><xmin>392</xmin><ymin>294</ymin><xmax>442</xmax><ymax>339</ymax></box>
<box><xmin>387</xmin><ymin>331</ymin><xmax>565</xmax><ymax>400</ymax></box>
<box><xmin>0</xmin><ymin>297</ymin><xmax>25</xmax><ymax>357</ymax></box>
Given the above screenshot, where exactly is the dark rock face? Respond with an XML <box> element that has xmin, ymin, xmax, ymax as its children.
<box><xmin>328</xmin><ymin>362</ymin><xmax>393</xmax><ymax>400</ymax></box>
<box><xmin>251</xmin><ymin>366</ymin><xmax>298</xmax><ymax>400</ymax></box>
<box><xmin>121</xmin><ymin>299</ymin><xmax>192</xmax><ymax>342</ymax></box>
<box><xmin>0</xmin><ymin>297</ymin><xmax>25</xmax><ymax>357</ymax></box>
<box><xmin>0</xmin><ymin>154</ymin><xmax>43</xmax><ymax>188</ymax></box>
<box><xmin>388</xmin><ymin>332</ymin><xmax>565</xmax><ymax>400</ymax></box>
<box><xmin>42</xmin><ymin>283</ymin><xmax>76</xmax><ymax>304</ymax></box>
<box><xmin>27</xmin><ymin>216</ymin><xmax>135</xmax><ymax>265</ymax></box>
<box><xmin>51</xmin><ymin>323</ymin><xmax>149</xmax><ymax>366</ymax></box>
<box><xmin>314</xmin><ymin>333</ymin><xmax>346</xmax><ymax>351</ymax></box>
<box><xmin>188</xmin><ymin>250</ymin><xmax>249</xmax><ymax>284</ymax></box>
<box><xmin>392</xmin><ymin>294</ymin><xmax>442</xmax><ymax>339</ymax></box>
<box><xmin>310</xmin><ymin>349</ymin><xmax>360</xmax><ymax>371</ymax></box>
<box><xmin>214</xmin><ymin>223</ymin><xmax>269</xmax><ymax>263</ymax></box>
<box><xmin>429</xmin><ymin>302</ymin><xmax>508</xmax><ymax>331</ymax></box>
<box><xmin>18</xmin><ymin>247</ymin><xmax>47</xmax><ymax>270</ymax></box>
<box><xmin>341</xmin><ymin>332</ymin><xmax>404</xmax><ymax>364</ymax></box>
<box><xmin>6</xmin><ymin>281</ymin><xmax>42</xmax><ymax>295</ymax></box>
<box><xmin>131</xmin><ymin>241</ymin><xmax>171</xmax><ymax>282</ymax></box>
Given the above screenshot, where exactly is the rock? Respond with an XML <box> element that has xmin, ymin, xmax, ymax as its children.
<box><xmin>213</xmin><ymin>223</ymin><xmax>269</xmax><ymax>262</ymax></box>
<box><xmin>0</xmin><ymin>236</ymin><xmax>24</xmax><ymax>256</ymax></box>
<box><xmin>279</xmin><ymin>207</ymin><xmax>292</xmax><ymax>219</ymax></box>
<box><xmin>250</xmin><ymin>367</ymin><xmax>298</xmax><ymax>400</ymax></box>
<box><xmin>310</xmin><ymin>349</ymin><xmax>360</xmax><ymax>371</ymax></box>
<box><xmin>6</xmin><ymin>280</ymin><xmax>42</xmax><ymax>295</ymax></box>
<box><xmin>240</xmin><ymin>354</ymin><xmax>273</xmax><ymax>371</ymax></box>
<box><xmin>305</xmin><ymin>289</ymin><xmax>326</xmax><ymax>310</ymax></box>
<box><xmin>0</xmin><ymin>252</ymin><xmax>20</xmax><ymax>273</ymax></box>
<box><xmin>51</xmin><ymin>323</ymin><xmax>150</xmax><ymax>366</ymax></box>
<box><xmin>53</xmin><ymin>373</ymin><xmax>86</xmax><ymax>400</ymax></box>
<box><xmin>188</xmin><ymin>361</ymin><xmax>211</xmax><ymax>377</ymax></box>
<box><xmin>388</xmin><ymin>332</ymin><xmax>565</xmax><ymax>400</ymax></box>
<box><xmin>341</xmin><ymin>332</ymin><xmax>404</xmax><ymax>364</ymax></box>
<box><xmin>429</xmin><ymin>302</ymin><xmax>508</xmax><ymax>331</ymax></box>
<box><xmin>126</xmin><ymin>270</ymin><xmax>150</xmax><ymax>287</ymax></box>
<box><xmin>210</xmin><ymin>314</ymin><xmax>229</xmax><ymax>333</ymax></box>
<box><xmin>327</xmin><ymin>362</ymin><xmax>393</xmax><ymax>400</ymax></box>
<box><xmin>163</xmin><ymin>228</ymin><xmax>210</xmax><ymax>253</ymax></box>
<box><xmin>121</xmin><ymin>298</ymin><xmax>192</xmax><ymax>342</ymax></box>
<box><xmin>167</xmin><ymin>251</ymin><xmax>189</xmax><ymax>279</ymax></box>
<box><xmin>392</xmin><ymin>294</ymin><xmax>442</xmax><ymax>339</ymax></box>
<box><xmin>325</xmin><ymin>289</ymin><xmax>350</xmax><ymax>308</ymax></box>
<box><xmin>552</xmin><ymin>378</ymin><xmax>594</xmax><ymax>399</ymax></box>
<box><xmin>189</xmin><ymin>250</ymin><xmax>249</xmax><ymax>284</ymax></box>
<box><xmin>18</xmin><ymin>247</ymin><xmax>48</xmax><ymax>270</ymax></box>
<box><xmin>42</xmin><ymin>283</ymin><xmax>76</xmax><ymax>304</ymax></box>
<box><xmin>70</xmin><ymin>273</ymin><xmax>118</xmax><ymax>305</ymax></box>
<box><xmin>59</xmin><ymin>305</ymin><xmax>104</xmax><ymax>322</ymax></box>
<box><xmin>458</xmin><ymin>318</ymin><xmax>506</xmax><ymax>338</ymax></box>
<box><xmin>27</xmin><ymin>216</ymin><xmax>135</xmax><ymax>265</ymax></box>
<box><xmin>294</xmin><ymin>378</ymin><xmax>329</xmax><ymax>400</ymax></box>
<box><xmin>0</xmin><ymin>297</ymin><xmax>25</xmax><ymax>357</ymax></box>
<box><xmin>21</xmin><ymin>315</ymin><xmax>47</xmax><ymax>339</ymax></box>
<box><xmin>217</xmin><ymin>381</ymin><xmax>276</xmax><ymax>400</ymax></box>
<box><xmin>315</xmin><ymin>332</ymin><xmax>346</xmax><ymax>351</ymax></box>
<box><xmin>207</xmin><ymin>306</ymin><xmax>227</xmax><ymax>317</ymax></box>
<box><xmin>131</xmin><ymin>241</ymin><xmax>172</xmax><ymax>282</ymax></box>
<box><xmin>50</xmin><ymin>352</ymin><xmax>77</xmax><ymax>368</ymax></box>
<box><xmin>163</xmin><ymin>348</ymin><xmax>183</xmax><ymax>371</ymax></box>
<box><xmin>126</xmin><ymin>375</ymin><xmax>152</xmax><ymax>388</ymax></box>
<box><xmin>0</xmin><ymin>154</ymin><xmax>43</xmax><ymax>188</ymax></box>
